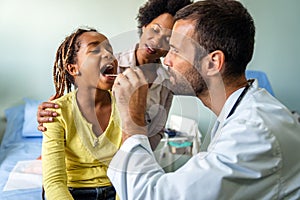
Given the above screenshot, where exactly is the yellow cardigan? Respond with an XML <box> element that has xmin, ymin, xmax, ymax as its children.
<box><xmin>42</xmin><ymin>90</ymin><xmax>122</xmax><ymax>200</ymax></box>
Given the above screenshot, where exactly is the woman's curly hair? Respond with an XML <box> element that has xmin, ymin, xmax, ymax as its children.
<box><xmin>136</xmin><ymin>0</ymin><xmax>193</xmax><ymax>36</ymax></box>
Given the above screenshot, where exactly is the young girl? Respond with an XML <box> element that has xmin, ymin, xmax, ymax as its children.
<box><xmin>42</xmin><ymin>27</ymin><xmax>120</xmax><ymax>200</ymax></box>
<box><xmin>37</xmin><ymin>0</ymin><xmax>193</xmax><ymax>151</ymax></box>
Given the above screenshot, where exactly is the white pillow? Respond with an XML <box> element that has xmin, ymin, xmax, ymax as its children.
<box><xmin>22</xmin><ymin>98</ymin><xmax>43</xmax><ymax>137</ymax></box>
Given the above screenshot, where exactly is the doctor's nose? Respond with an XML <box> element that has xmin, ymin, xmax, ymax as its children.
<box><xmin>164</xmin><ymin>52</ymin><xmax>173</xmax><ymax>68</ymax></box>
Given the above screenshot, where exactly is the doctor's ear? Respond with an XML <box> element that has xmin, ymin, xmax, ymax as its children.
<box><xmin>206</xmin><ymin>50</ymin><xmax>225</xmax><ymax>76</ymax></box>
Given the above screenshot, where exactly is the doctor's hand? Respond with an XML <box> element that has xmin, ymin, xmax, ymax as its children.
<box><xmin>112</xmin><ymin>68</ymin><xmax>148</xmax><ymax>142</ymax></box>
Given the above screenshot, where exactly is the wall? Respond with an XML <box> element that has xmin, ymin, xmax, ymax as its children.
<box><xmin>240</xmin><ymin>0</ymin><xmax>300</xmax><ymax>112</ymax></box>
<box><xmin>0</xmin><ymin>0</ymin><xmax>146</xmax><ymax>140</ymax></box>
<box><xmin>168</xmin><ymin>0</ymin><xmax>300</xmax><ymax>137</ymax></box>
<box><xmin>0</xmin><ymin>0</ymin><xmax>299</xmax><ymax>140</ymax></box>
<box><xmin>0</xmin><ymin>0</ymin><xmax>145</xmax><ymax>115</ymax></box>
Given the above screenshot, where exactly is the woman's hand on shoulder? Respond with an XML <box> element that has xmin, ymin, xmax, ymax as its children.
<box><xmin>37</xmin><ymin>95</ymin><xmax>59</xmax><ymax>132</ymax></box>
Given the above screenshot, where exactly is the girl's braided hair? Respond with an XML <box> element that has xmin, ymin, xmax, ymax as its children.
<box><xmin>53</xmin><ymin>27</ymin><xmax>97</xmax><ymax>99</ymax></box>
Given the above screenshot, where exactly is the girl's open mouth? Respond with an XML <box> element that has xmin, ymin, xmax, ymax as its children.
<box><xmin>100</xmin><ymin>64</ymin><xmax>117</xmax><ymax>77</ymax></box>
<box><xmin>100</xmin><ymin>64</ymin><xmax>118</xmax><ymax>81</ymax></box>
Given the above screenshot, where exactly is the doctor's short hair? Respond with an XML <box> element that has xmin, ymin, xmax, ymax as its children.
<box><xmin>136</xmin><ymin>0</ymin><xmax>193</xmax><ymax>36</ymax></box>
<box><xmin>175</xmin><ymin>0</ymin><xmax>255</xmax><ymax>78</ymax></box>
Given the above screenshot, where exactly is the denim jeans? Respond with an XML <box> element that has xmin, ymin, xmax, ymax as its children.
<box><xmin>68</xmin><ymin>185</ymin><xmax>116</xmax><ymax>200</ymax></box>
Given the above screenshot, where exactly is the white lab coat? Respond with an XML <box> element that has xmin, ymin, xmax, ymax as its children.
<box><xmin>108</xmin><ymin>81</ymin><xmax>300</xmax><ymax>200</ymax></box>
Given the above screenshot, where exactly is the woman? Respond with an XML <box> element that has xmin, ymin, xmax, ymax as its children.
<box><xmin>42</xmin><ymin>27</ymin><xmax>120</xmax><ymax>200</ymax></box>
<box><xmin>116</xmin><ymin>0</ymin><xmax>193</xmax><ymax>149</ymax></box>
<box><xmin>37</xmin><ymin>0</ymin><xmax>193</xmax><ymax>150</ymax></box>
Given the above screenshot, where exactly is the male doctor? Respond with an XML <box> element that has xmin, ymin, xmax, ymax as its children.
<box><xmin>108</xmin><ymin>0</ymin><xmax>300</xmax><ymax>199</ymax></box>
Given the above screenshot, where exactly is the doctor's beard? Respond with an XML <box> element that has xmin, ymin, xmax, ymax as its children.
<box><xmin>168</xmin><ymin>62</ymin><xmax>207</xmax><ymax>97</ymax></box>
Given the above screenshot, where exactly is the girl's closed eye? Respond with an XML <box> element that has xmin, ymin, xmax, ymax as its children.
<box><xmin>90</xmin><ymin>47</ymin><xmax>100</xmax><ymax>54</ymax></box>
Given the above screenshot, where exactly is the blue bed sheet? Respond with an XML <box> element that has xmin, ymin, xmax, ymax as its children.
<box><xmin>0</xmin><ymin>104</ymin><xmax>43</xmax><ymax>200</ymax></box>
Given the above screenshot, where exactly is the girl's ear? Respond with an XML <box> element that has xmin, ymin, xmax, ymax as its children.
<box><xmin>66</xmin><ymin>64</ymin><xmax>79</xmax><ymax>76</ymax></box>
<box><xmin>206</xmin><ymin>50</ymin><xmax>225</xmax><ymax>76</ymax></box>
